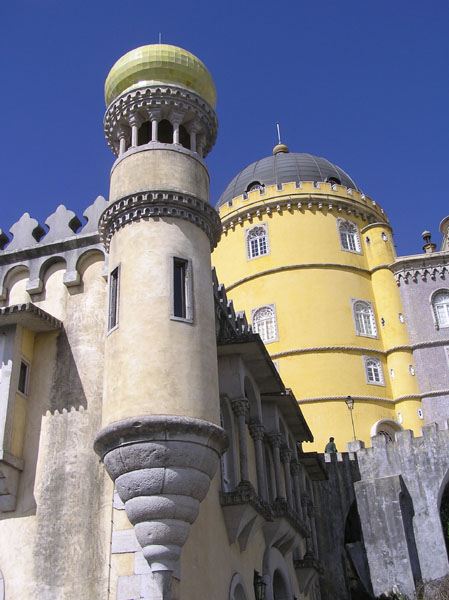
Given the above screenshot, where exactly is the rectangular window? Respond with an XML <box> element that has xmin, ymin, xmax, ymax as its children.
<box><xmin>18</xmin><ymin>359</ymin><xmax>29</xmax><ymax>395</ymax></box>
<box><xmin>108</xmin><ymin>266</ymin><xmax>120</xmax><ymax>332</ymax></box>
<box><xmin>171</xmin><ymin>257</ymin><xmax>193</xmax><ymax>323</ymax></box>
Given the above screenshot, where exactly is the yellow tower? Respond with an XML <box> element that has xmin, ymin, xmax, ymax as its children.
<box><xmin>94</xmin><ymin>44</ymin><xmax>226</xmax><ymax>599</ymax></box>
<box><xmin>213</xmin><ymin>143</ymin><xmax>422</xmax><ymax>451</ymax></box>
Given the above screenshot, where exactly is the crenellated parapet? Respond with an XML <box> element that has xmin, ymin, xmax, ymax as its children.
<box><xmin>218</xmin><ymin>180</ymin><xmax>388</xmax><ymax>232</ymax></box>
<box><xmin>0</xmin><ymin>196</ymin><xmax>108</xmax><ymax>299</ymax></box>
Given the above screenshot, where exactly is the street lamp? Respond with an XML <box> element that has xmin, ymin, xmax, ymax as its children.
<box><xmin>253</xmin><ymin>571</ymin><xmax>266</xmax><ymax>600</ymax></box>
<box><xmin>345</xmin><ymin>395</ymin><xmax>357</xmax><ymax>441</ymax></box>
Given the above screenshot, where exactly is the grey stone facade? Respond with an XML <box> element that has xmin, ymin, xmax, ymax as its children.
<box><xmin>392</xmin><ymin>250</ymin><xmax>449</xmax><ymax>425</ymax></box>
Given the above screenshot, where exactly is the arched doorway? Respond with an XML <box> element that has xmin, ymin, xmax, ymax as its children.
<box><xmin>272</xmin><ymin>569</ymin><xmax>289</xmax><ymax>600</ymax></box>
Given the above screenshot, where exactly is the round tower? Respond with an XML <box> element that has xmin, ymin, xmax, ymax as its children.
<box><xmin>94</xmin><ymin>44</ymin><xmax>226</xmax><ymax>599</ymax></box>
<box><xmin>213</xmin><ymin>144</ymin><xmax>422</xmax><ymax>452</ymax></box>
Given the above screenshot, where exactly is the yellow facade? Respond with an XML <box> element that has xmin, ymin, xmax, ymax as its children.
<box><xmin>213</xmin><ymin>176</ymin><xmax>422</xmax><ymax>451</ymax></box>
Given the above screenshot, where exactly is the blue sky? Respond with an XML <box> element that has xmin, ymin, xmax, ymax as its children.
<box><xmin>1</xmin><ymin>0</ymin><xmax>448</xmax><ymax>256</ymax></box>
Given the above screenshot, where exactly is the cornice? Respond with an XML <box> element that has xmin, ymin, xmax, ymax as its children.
<box><xmin>99</xmin><ymin>190</ymin><xmax>221</xmax><ymax>251</ymax></box>
<box><xmin>220</xmin><ymin>193</ymin><xmax>387</xmax><ymax>231</ymax></box>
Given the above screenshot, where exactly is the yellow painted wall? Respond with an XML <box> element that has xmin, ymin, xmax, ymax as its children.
<box><xmin>213</xmin><ymin>184</ymin><xmax>422</xmax><ymax>451</ymax></box>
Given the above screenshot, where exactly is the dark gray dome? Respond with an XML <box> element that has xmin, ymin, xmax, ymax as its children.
<box><xmin>217</xmin><ymin>152</ymin><xmax>359</xmax><ymax>208</ymax></box>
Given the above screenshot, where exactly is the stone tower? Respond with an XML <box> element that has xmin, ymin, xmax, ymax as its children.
<box><xmin>93</xmin><ymin>44</ymin><xmax>227</xmax><ymax>599</ymax></box>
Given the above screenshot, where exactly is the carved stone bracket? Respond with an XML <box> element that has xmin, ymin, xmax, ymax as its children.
<box><xmin>94</xmin><ymin>415</ymin><xmax>227</xmax><ymax>599</ymax></box>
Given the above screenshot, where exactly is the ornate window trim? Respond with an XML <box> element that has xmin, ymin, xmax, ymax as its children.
<box><xmin>431</xmin><ymin>289</ymin><xmax>449</xmax><ymax>330</ymax></box>
<box><xmin>251</xmin><ymin>304</ymin><xmax>278</xmax><ymax>344</ymax></box>
<box><xmin>363</xmin><ymin>355</ymin><xmax>385</xmax><ymax>386</ymax></box>
<box><xmin>245</xmin><ymin>223</ymin><xmax>270</xmax><ymax>261</ymax></box>
<box><xmin>351</xmin><ymin>299</ymin><xmax>378</xmax><ymax>338</ymax></box>
<box><xmin>337</xmin><ymin>218</ymin><xmax>361</xmax><ymax>254</ymax></box>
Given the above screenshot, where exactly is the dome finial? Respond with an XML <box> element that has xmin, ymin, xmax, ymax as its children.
<box><xmin>273</xmin><ymin>122</ymin><xmax>289</xmax><ymax>155</ymax></box>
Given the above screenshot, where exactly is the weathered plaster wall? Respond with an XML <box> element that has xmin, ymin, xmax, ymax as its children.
<box><xmin>0</xmin><ymin>256</ymin><xmax>111</xmax><ymax>599</ymax></box>
<box><xmin>355</xmin><ymin>425</ymin><xmax>449</xmax><ymax>597</ymax></box>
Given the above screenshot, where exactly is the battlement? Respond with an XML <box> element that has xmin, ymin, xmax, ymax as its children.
<box><xmin>217</xmin><ymin>180</ymin><xmax>388</xmax><ymax>228</ymax></box>
<box><xmin>0</xmin><ymin>196</ymin><xmax>108</xmax><ymax>300</ymax></box>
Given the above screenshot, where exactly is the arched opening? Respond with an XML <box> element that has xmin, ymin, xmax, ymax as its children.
<box><xmin>272</xmin><ymin>569</ymin><xmax>289</xmax><ymax>600</ymax></box>
<box><xmin>246</xmin><ymin>181</ymin><xmax>264</xmax><ymax>193</ymax></box>
<box><xmin>179</xmin><ymin>125</ymin><xmax>190</xmax><ymax>149</ymax></box>
<box><xmin>233</xmin><ymin>583</ymin><xmax>247</xmax><ymax>600</ymax></box>
<box><xmin>138</xmin><ymin>121</ymin><xmax>151</xmax><ymax>145</ymax></box>
<box><xmin>158</xmin><ymin>119</ymin><xmax>173</xmax><ymax>143</ymax></box>
<box><xmin>327</xmin><ymin>176</ymin><xmax>341</xmax><ymax>186</ymax></box>
<box><xmin>440</xmin><ymin>480</ymin><xmax>449</xmax><ymax>558</ymax></box>
<box><xmin>370</xmin><ymin>418</ymin><xmax>403</xmax><ymax>442</ymax></box>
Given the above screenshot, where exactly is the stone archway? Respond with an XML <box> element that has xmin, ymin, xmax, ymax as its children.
<box><xmin>370</xmin><ymin>418</ymin><xmax>403</xmax><ymax>442</ymax></box>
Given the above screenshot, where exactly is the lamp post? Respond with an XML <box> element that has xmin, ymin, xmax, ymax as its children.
<box><xmin>345</xmin><ymin>395</ymin><xmax>357</xmax><ymax>441</ymax></box>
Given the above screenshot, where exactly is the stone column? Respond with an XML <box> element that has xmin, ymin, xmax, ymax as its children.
<box><xmin>290</xmin><ymin>460</ymin><xmax>303</xmax><ymax>519</ymax></box>
<box><xmin>280</xmin><ymin>446</ymin><xmax>294</xmax><ymax>509</ymax></box>
<box><xmin>231</xmin><ymin>397</ymin><xmax>250</xmax><ymax>484</ymax></box>
<box><xmin>306</xmin><ymin>500</ymin><xmax>318</xmax><ymax>557</ymax></box>
<box><xmin>249</xmin><ymin>421</ymin><xmax>267</xmax><ymax>500</ymax></box>
<box><xmin>268</xmin><ymin>433</ymin><xmax>285</xmax><ymax>500</ymax></box>
<box><xmin>170</xmin><ymin>110</ymin><xmax>184</xmax><ymax>145</ymax></box>
<box><xmin>117</xmin><ymin>126</ymin><xmax>130</xmax><ymax>156</ymax></box>
<box><xmin>129</xmin><ymin>113</ymin><xmax>143</xmax><ymax>148</ymax></box>
<box><xmin>197</xmin><ymin>134</ymin><xmax>205</xmax><ymax>158</ymax></box>
<box><xmin>149</xmin><ymin>110</ymin><xmax>161</xmax><ymax>142</ymax></box>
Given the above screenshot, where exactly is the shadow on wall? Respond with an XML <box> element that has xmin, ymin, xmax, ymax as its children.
<box><xmin>48</xmin><ymin>329</ymin><xmax>87</xmax><ymax>414</ymax></box>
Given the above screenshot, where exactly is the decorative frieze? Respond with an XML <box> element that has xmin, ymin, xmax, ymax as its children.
<box><xmin>99</xmin><ymin>190</ymin><xmax>221</xmax><ymax>251</ymax></box>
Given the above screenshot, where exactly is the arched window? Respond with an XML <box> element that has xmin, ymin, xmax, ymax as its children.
<box><xmin>352</xmin><ymin>300</ymin><xmax>377</xmax><ymax>337</ymax></box>
<box><xmin>433</xmin><ymin>291</ymin><xmax>449</xmax><ymax>328</ymax></box>
<box><xmin>338</xmin><ymin>219</ymin><xmax>360</xmax><ymax>253</ymax></box>
<box><xmin>246</xmin><ymin>224</ymin><xmax>269</xmax><ymax>260</ymax></box>
<box><xmin>363</xmin><ymin>356</ymin><xmax>384</xmax><ymax>385</ymax></box>
<box><xmin>246</xmin><ymin>180</ymin><xmax>264</xmax><ymax>193</ymax></box>
<box><xmin>252</xmin><ymin>305</ymin><xmax>277</xmax><ymax>343</ymax></box>
<box><xmin>158</xmin><ymin>119</ymin><xmax>173</xmax><ymax>143</ymax></box>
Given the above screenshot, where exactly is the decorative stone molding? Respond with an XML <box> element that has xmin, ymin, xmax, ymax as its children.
<box><xmin>225</xmin><ymin>262</ymin><xmax>370</xmax><ymax>292</ymax></box>
<box><xmin>230</xmin><ymin>397</ymin><xmax>249</xmax><ymax>418</ymax></box>
<box><xmin>99</xmin><ymin>190</ymin><xmax>221</xmax><ymax>251</ymax></box>
<box><xmin>220</xmin><ymin>193</ymin><xmax>385</xmax><ymax>233</ymax></box>
<box><xmin>269</xmin><ymin>343</ymin><xmax>415</xmax><ymax>360</ymax></box>
<box><xmin>94</xmin><ymin>415</ymin><xmax>227</xmax><ymax>599</ymax></box>
<box><xmin>104</xmin><ymin>84</ymin><xmax>218</xmax><ymax>158</ymax></box>
<box><xmin>280</xmin><ymin>447</ymin><xmax>292</xmax><ymax>464</ymax></box>
<box><xmin>268</xmin><ymin>433</ymin><xmax>283</xmax><ymax>449</ymax></box>
<box><xmin>248</xmin><ymin>422</ymin><xmax>265</xmax><ymax>441</ymax></box>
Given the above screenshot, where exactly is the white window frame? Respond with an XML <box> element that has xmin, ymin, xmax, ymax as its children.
<box><xmin>107</xmin><ymin>264</ymin><xmax>120</xmax><ymax>334</ymax></box>
<box><xmin>170</xmin><ymin>255</ymin><xmax>193</xmax><ymax>324</ymax></box>
<box><xmin>431</xmin><ymin>289</ymin><xmax>449</xmax><ymax>329</ymax></box>
<box><xmin>351</xmin><ymin>299</ymin><xmax>378</xmax><ymax>338</ymax></box>
<box><xmin>337</xmin><ymin>219</ymin><xmax>361</xmax><ymax>254</ymax></box>
<box><xmin>17</xmin><ymin>357</ymin><xmax>31</xmax><ymax>397</ymax></box>
<box><xmin>251</xmin><ymin>303</ymin><xmax>278</xmax><ymax>344</ymax></box>
<box><xmin>245</xmin><ymin>223</ymin><xmax>270</xmax><ymax>261</ymax></box>
<box><xmin>363</xmin><ymin>355</ymin><xmax>385</xmax><ymax>386</ymax></box>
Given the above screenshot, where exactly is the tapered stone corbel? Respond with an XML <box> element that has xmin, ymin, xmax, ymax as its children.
<box><xmin>94</xmin><ymin>415</ymin><xmax>227</xmax><ymax>600</ymax></box>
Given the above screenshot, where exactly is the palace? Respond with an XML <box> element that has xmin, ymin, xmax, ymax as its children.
<box><xmin>0</xmin><ymin>43</ymin><xmax>447</xmax><ymax>600</ymax></box>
